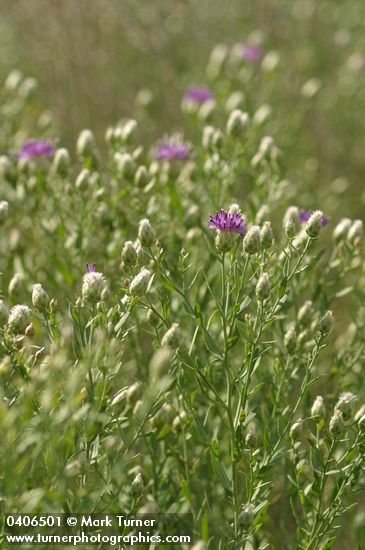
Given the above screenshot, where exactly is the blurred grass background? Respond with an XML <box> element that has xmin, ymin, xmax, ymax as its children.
<box><xmin>0</xmin><ymin>0</ymin><xmax>364</xmax><ymax>215</ymax></box>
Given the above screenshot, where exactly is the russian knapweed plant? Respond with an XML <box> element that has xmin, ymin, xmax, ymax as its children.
<box><xmin>0</xmin><ymin>58</ymin><xmax>364</xmax><ymax>550</ymax></box>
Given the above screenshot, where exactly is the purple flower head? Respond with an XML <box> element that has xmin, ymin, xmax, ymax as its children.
<box><xmin>209</xmin><ymin>210</ymin><xmax>247</xmax><ymax>237</ymax></box>
<box><xmin>242</xmin><ymin>45</ymin><xmax>263</xmax><ymax>63</ymax></box>
<box><xmin>19</xmin><ymin>140</ymin><xmax>55</xmax><ymax>161</ymax></box>
<box><xmin>184</xmin><ymin>87</ymin><xmax>214</xmax><ymax>104</ymax></box>
<box><xmin>155</xmin><ymin>135</ymin><xmax>191</xmax><ymax>161</ymax></box>
<box><xmin>86</xmin><ymin>263</ymin><xmax>97</xmax><ymax>273</ymax></box>
<box><xmin>300</xmin><ymin>211</ymin><xmax>329</xmax><ymax>227</ymax></box>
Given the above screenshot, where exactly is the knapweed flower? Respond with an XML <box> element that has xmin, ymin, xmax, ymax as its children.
<box><xmin>19</xmin><ymin>140</ymin><xmax>55</xmax><ymax>161</ymax></box>
<box><xmin>300</xmin><ymin>210</ymin><xmax>329</xmax><ymax>227</ymax></box>
<box><xmin>155</xmin><ymin>135</ymin><xmax>190</xmax><ymax>161</ymax></box>
<box><xmin>209</xmin><ymin>210</ymin><xmax>247</xmax><ymax>236</ymax></box>
<box><xmin>209</xmin><ymin>209</ymin><xmax>247</xmax><ymax>252</ymax></box>
<box><xmin>82</xmin><ymin>267</ymin><xmax>108</xmax><ymax>302</ymax></box>
<box><xmin>242</xmin><ymin>45</ymin><xmax>263</xmax><ymax>62</ymax></box>
<box><xmin>184</xmin><ymin>87</ymin><xmax>214</xmax><ymax>104</ymax></box>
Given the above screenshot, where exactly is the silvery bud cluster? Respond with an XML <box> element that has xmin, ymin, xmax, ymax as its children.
<box><xmin>238</xmin><ymin>503</ymin><xmax>255</xmax><ymax>530</ymax></box>
<box><xmin>260</xmin><ymin>221</ymin><xmax>274</xmax><ymax>249</ymax></box>
<box><xmin>130</xmin><ymin>472</ymin><xmax>144</xmax><ymax>497</ymax></box>
<box><xmin>226</xmin><ymin>109</ymin><xmax>249</xmax><ymax>137</ymax></box>
<box><xmin>134</xmin><ymin>165</ymin><xmax>149</xmax><ymax>187</ymax></box>
<box><xmin>243</xmin><ymin>226</ymin><xmax>261</xmax><ymax>255</ymax></box>
<box><xmin>305</xmin><ymin>210</ymin><xmax>324</xmax><ymax>239</ymax></box>
<box><xmin>130</xmin><ymin>268</ymin><xmax>152</xmax><ymax>296</ymax></box>
<box><xmin>161</xmin><ymin>323</ymin><xmax>181</xmax><ymax>349</ymax></box>
<box><xmin>335</xmin><ymin>392</ymin><xmax>357</xmax><ymax>420</ymax></box>
<box><xmin>329</xmin><ymin>409</ymin><xmax>344</xmax><ymax>436</ymax></box>
<box><xmin>245</xmin><ymin>423</ymin><xmax>257</xmax><ymax>449</ymax></box>
<box><xmin>76</xmin><ymin>129</ymin><xmax>97</xmax><ymax>159</ymax></box>
<box><xmin>121</xmin><ymin>119</ymin><xmax>138</xmax><ymax>143</ymax></box>
<box><xmin>284</xmin><ymin>326</ymin><xmax>296</xmax><ymax>354</ymax></box>
<box><xmin>283</xmin><ymin>206</ymin><xmax>300</xmax><ymax>238</ymax></box>
<box><xmin>311</xmin><ymin>395</ymin><xmax>326</xmax><ymax>419</ymax></box>
<box><xmin>318</xmin><ymin>310</ymin><xmax>333</xmax><ymax>336</ymax></box>
<box><xmin>290</xmin><ymin>419</ymin><xmax>303</xmax><ymax>441</ymax></box>
<box><xmin>82</xmin><ymin>271</ymin><xmax>108</xmax><ymax>302</ymax></box>
<box><xmin>333</xmin><ymin>218</ymin><xmax>351</xmax><ymax>243</ymax></box>
<box><xmin>122</xmin><ymin>241</ymin><xmax>137</xmax><ymax>266</ymax></box>
<box><xmin>138</xmin><ymin>218</ymin><xmax>155</xmax><ymax>247</ymax></box>
<box><xmin>0</xmin><ymin>201</ymin><xmax>9</xmax><ymax>224</ymax></box>
<box><xmin>297</xmin><ymin>300</ymin><xmax>313</xmax><ymax>327</ymax></box>
<box><xmin>7</xmin><ymin>305</ymin><xmax>32</xmax><ymax>335</ymax></box>
<box><xmin>52</xmin><ymin>148</ymin><xmax>71</xmax><ymax>176</ymax></box>
<box><xmin>32</xmin><ymin>283</ymin><xmax>50</xmax><ymax>312</ymax></box>
<box><xmin>115</xmin><ymin>152</ymin><xmax>135</xmax><ymax>179</ymax></box>
<box><xmin>256</xmin><ymin>272</ymin><xmax>270</xmax><ymax>301</ymax></box>
<box><xmin>347</xmin><ymin>220</ymin><xmax>363</xmax><ymax>245</ymax></box>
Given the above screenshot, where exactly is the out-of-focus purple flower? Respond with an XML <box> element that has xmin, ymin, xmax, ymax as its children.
<box><xmin>155</xmin><ymin>135</ymin><xmax>190</xmax><ymax>161</ymax></box>
<box><xmin>300</xmin><ymin>211</ymin><xmax>329</xmax><ymax>226</ymax></box>
<box><xmin>19</xmin><ymin>140</ymin><xmax>55</xmax><ymax>161</ymax></box>
<box><xmin>184</xmin><ymin>87</ymin><xmax>214</xmax><ymax>104</ymax></box>
<box><xmin>242</xmin><ymin>45</ymin><xmax>263</xmax><ymax>62</ymax></box>
<box><xmin>86</xmin><ymin>263</ymin><xmax>97</xmax><ymax>273</ymax></box>
<box><xmin>209</xmin><ymin>210</ymin><xmax>247</xmax><ymax>236</ymax></box>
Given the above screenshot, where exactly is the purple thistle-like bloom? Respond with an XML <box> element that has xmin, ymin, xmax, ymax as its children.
<box><xmin>155</xmin><ymin>135</ymin><xmax>190</xmax><ymax>161</ymax></box>
<box><xmin>184</xmin><ymin>87</ymin><xmax>214</xmax><ymax>104</ymax></box>
<box><xmin>19</xmin><ymin>140</ymin><xmax>55</xmax><ymax>161</ymax></box>
<box><xmin>300</xmin><ymin>211</ymin><xmax>329</xmax><ymax>226</ymax></box>
<box><xmin>242</xmin><ymin>45</ymin><xmax>263</xmax><ymax>62</ymax></box>
<box><xmin>209</xmin><ymin>210</ymin><xmax>247</xmax><ymax>237</ymax></box>
<box><xmin>86</xmin><ymin>263</ymin><xmax>97</xmax><ymax>273</ymax></box>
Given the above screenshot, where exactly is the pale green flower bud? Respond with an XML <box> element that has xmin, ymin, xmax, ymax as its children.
<box><xmin>0</xmin><ymin>201</ymin><xmax>9</xmax><ymax>224</ymax></box>
<box><xmin>161</xmin><ymin>323</ymin><xmax>181</xmax><ymax>348</ymax></box>
<box><xmin>202</xmin><ymin>126</ymin><xmax>215</xmax><ymax>151</ymax></box>
<box><xmin>347</xmin><ymin>220</ymin><xmax>363</xmax><ymax>245</ymax></box>
<box><xmin>354</xmin><ymin>405</ymin><xmax>365</xmax><ymax>422</ymax></box>
<box><xmin>130</xmin><ymin>268</ymin><xmax>151</xmax><ymax>296</ymax></box>
<box><xmin>305</xmin><ymin>210</ymin><xmax>324</xmax><ymax>239</ymax></box>
<box><xmin>256</xmin><ymin>204</ymin><xmax>270</xmax><ymax>224</ymax></box>
<box><xmin>260</xmin><ymin>221</ymin><xmax>274</xmax><ymax>249</ymax></box>
<box><xmin>8</xmin><ymin>305</ymin><xmax>31</xmax><ymax>334</ymax></box>
<box><xmin>130</xmin><ymin>472</ymin><xmax>144</xmax><ymax>497</ymax></box>
<box><xmin>335</xmin><ymin>392</ymin><xmax>357</xmax><ymax>420</ymax></box>
<box><xmin>238</xmin><ymin>503</ymin><xmax>255</xmax><ymax>530</ymax></box>
<box><xmin>75</xmin><ymin>169</ymin><xmax>91</xmax><ymax>190</ymax></box>
<box><xmin>226</xmin><ymin>109</ymin><xmax>249</xmax><ymax>137</ymax></box>
<box><xmin>8</xmin><ymin>273</ymin><xmax>24</xmax><ymax>299</ymax></box>
<box><xmin>256</xmin><ymin>272</ymin><xmax>270</xmax><ymax>301</ymax></box>
<box><xmin>149</xmin><ymin>346</ymin><xmax>173</xmax><ymax>382</ymax></box>
<box><xmin>290</xmin><ymin>419</ymin><xmax>303</xmax><ymax>441</ymax></box>
<box><xmin>329</xmin><ymin>409</ymin><xmax>344</xmax><ymax>436</ymax></box>
<box><xmin>32</xmin><ymin>283</ymin><xmax>50</xmax><ymax>311</ymax></box>
<box><xmin>82</xmin><ymin>272</ymin><xmax>108</xmax><ymax>302</ymax></box>
<box><xmin>4</xmin><ymin>69</ymin><xmax>23</xmax><ymax>91</ymax></box>
<box><xmin>121</xmin><ymin>119</ymin><xmax>138</xmax><ymax>143</ymax></box>
<box><xmin>297</xmin><ymin>300</ymin><xmax>313</xmax><ymax>327</ymax></box>
<box><xmin>0</xmin><ymin>300</ymin><xmax>9</xmax><ymax>326</ymax></box>
<box><xmin>52</xmin><ymin>148</ymin><xmax>71</xmax><ymax>176</ymax></box>
<box><xmin>122</xmin><ymin>241</ymin><xmax>137</xmax><ymax>266</ymax></box>
<box><xmin>284</xmin><ymin>326</ymin><xmax>296</xmax><ymax>354</ymax></box>
<box><xmin>134</xmin><ymin>165</ymin><xmax>149</xmax><ymax>187</ymax></box>
<box><xmin>318</xmin><ymin>310</ymin><xmax>333</xmax><ymax>336</ymax></box>
<box><xmin>225</xmin><ymin>91</ymin><xmax>245</xmax><ymax>112</ymax></box>
<box><xmin>253</xmin><ymin>104</ymin><xmax>272</xmax><ymax>126</ymax></box>
<box><xmin>245</xmin><ymin>423</ymin><xmax>257</xmax><ymax>449</ymax></box>
<box><xmin>311</xmin><ymin>396</ymin><xmax>326</xmax><ymax>419</ymax></box>
<box><xmin>76</xmin><ymin>129</ymin><xmax>97</xmax><ymax>159</ymax></box>
<box><xmin>206</xmin><ymin>43</ymin><xmax>228</xmax><ymax>78</ymax></box>
<box><xmin>283</xmin><ymin>206</ymin><xmax>300</xmax><ymax>238</ymax></box>
<box><xmin>198</xmin><ymin>99</ymin><xmax>216</xmax><ymax>122</ymax></box>
<box><xmin>215</xmin><ymin>230</ymin><xmax>236</xmax><ymax>253</ymax></box>
<box><xmin>114</xmin><ymin>152</ymin><xmax>135</xmax><ymax>179</ymax></box>
<box><xmin>333</xmin><ymin>218</ymin><xmax>351</xmax><ymax>243</ymax></box>
<box><xmin>243</xmin><ymin>225</ymin><xmax>261</xmax><ymax>254</ymax></box>
<box><xmin>138</xmin><ymin>218</ymin><xmax>155</xmax><ymax>247</ymax></box>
